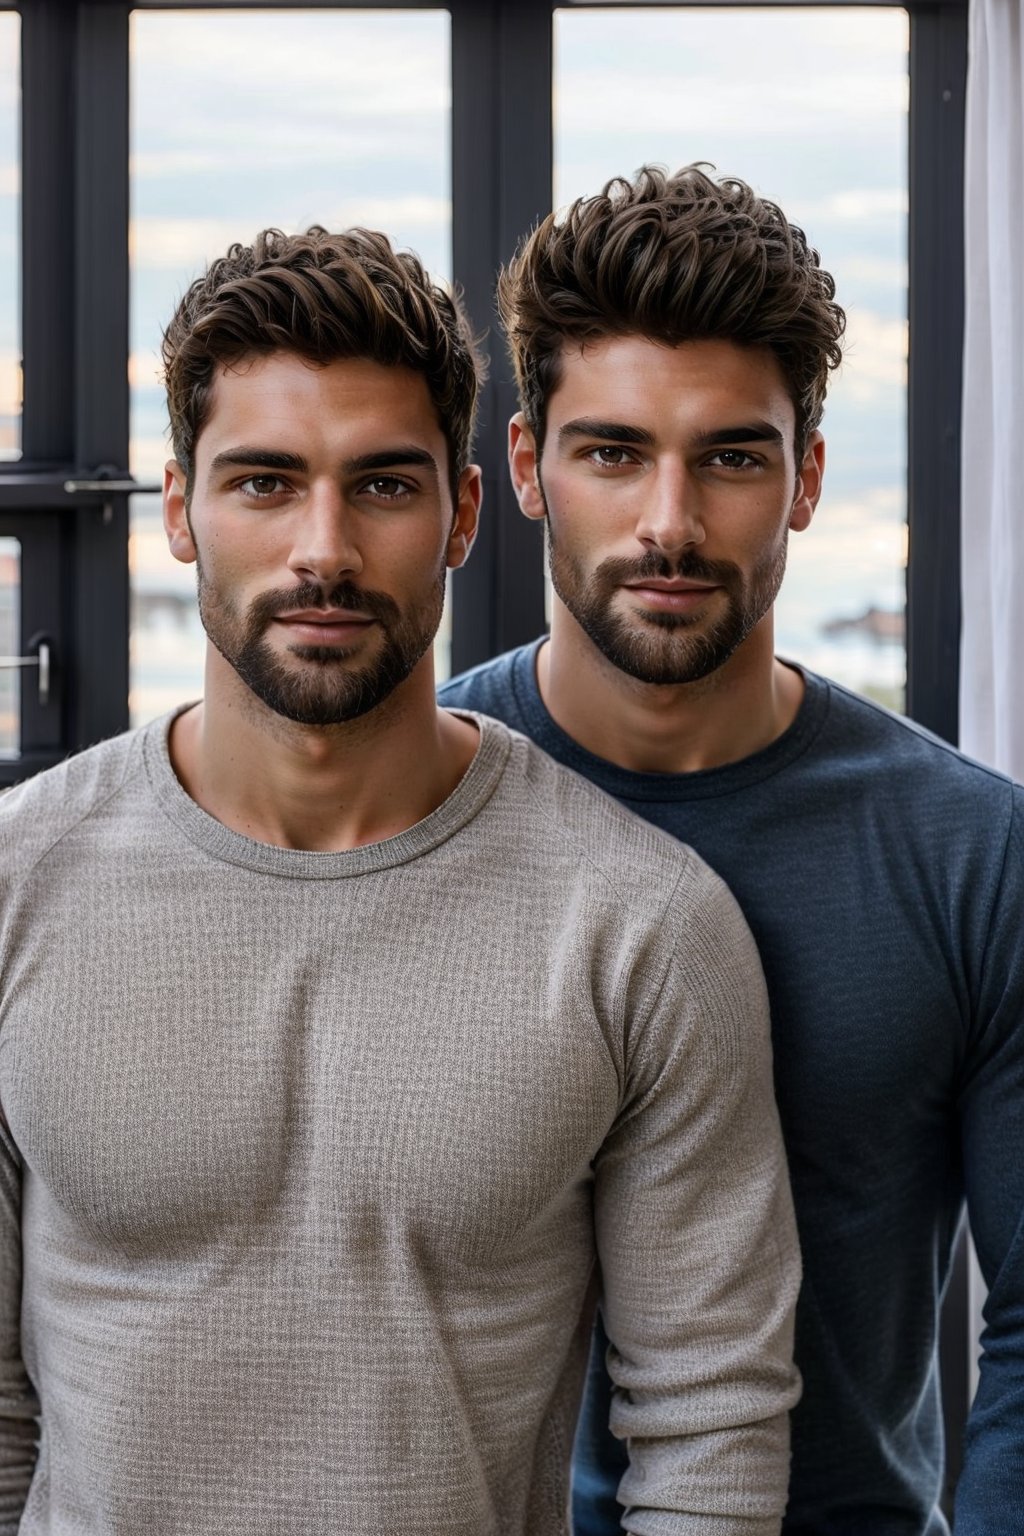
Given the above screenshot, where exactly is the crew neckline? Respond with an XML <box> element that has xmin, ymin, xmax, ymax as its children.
<box><xmin>508</xmin><ymin>639</ymin><xmax>831</xmax><ymax>802</ymax></box>
<box><xmin>142</xmin><ymin>706</ymin><xmax>511</xmax><ymax>879</ymax></box>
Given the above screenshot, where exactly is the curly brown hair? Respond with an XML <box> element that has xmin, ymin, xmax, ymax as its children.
<box><xmin>497</xmin><ymin>164</ymin><xmax>845</xmax><ymax>455</ymax></box>
<box><xmin>162</xmin><ymin>226</ymin><xmax>484</xmax><ymax>497</ymax></box>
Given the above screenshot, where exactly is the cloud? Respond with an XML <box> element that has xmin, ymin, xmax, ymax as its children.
<box><xmin>0</xmin><ymin>13</ymin><xmax>16</xmax><ymax>86</ymax></box>
<box><xmin>129</xmin><ymin>519</ymin><xmax>195</xmax><ymax>592</ymax></box>
<box><xmin>128</xmin><ymin>352</ymin><xmax>164</xmax><ymax>390</ymax></box>
<box><xmin>130</xmin><ymin>11</ymin><xmax>449</xmax><ymax>123</ymax></box>
<box><xmin>557</xmin><ymin>73</ymin><xmax>906</xmax><ymax>139</ymax></box>
<box><xmin>0</xmin><ymin>351</ymin><xmax>20</xmax><ymax>409</ymax></box>
<box><xmin>778</xmin><ymin>486</ymin><xmax>908</xmax><ymax>658</ymax></box>
<box><xmin>785</xmin><ymin>489</ymin><xmax>906</xmax><ymax>582</ymax></box>
<box><xmin>839</xmin><ymin>310</ymin><xmax>908</xmax><ymax>399</ymax></box>
<box><xmin>322</xmin><ymin>196</ymin><xmax>450</xmax><ymax>233</ymax></box>
<box><xmin>0</xmin><ymin>13</ymin><xmax>15</xmax><ymax>179</ymax></box>
<box><xmin>130</xmin><ymin>433</ymin><xmax>172</xmax><ymax>481</ymax></box>
<box><xmin>834</xmin><ymin>254</ymin><xmax>908</xmax><ymax>290</ymax></box>
<box><xmin>130</xmin><ymin>198</ymin><xmax>450</xmax><ymax>270</ymax></box>
<box><xmin>554</xmin><ymin>7</ymin><xmax>908</xmax><ymax>141</ymax></box>
<box><xmin>807</xmin><ymin>189</ymin><xmax>909</xmax><ymax>223</ymax></box>
<box><xmin>130</xmin><ymin>218</ymin><xmax>250</xmax><ymax>272</ymax></box>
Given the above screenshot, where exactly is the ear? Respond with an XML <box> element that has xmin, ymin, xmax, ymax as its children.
<box><xmin>447</xmin><ymin>464</ymin><xmax>482</xmax><ymax>570</ymax></box>
<box><xmin>790</xmin><ymin>431</ymin><xmax>825</xmax><ymax>534</ymax></box>
<box><xmin>508</xmin><ymin>413</ymin><xmax>547</xmax><ymax>521</ymax></box>
<box><xmin>163</xmin><ymin>461</ymin><xmax>197</xmax><ymax>565</ymax></box>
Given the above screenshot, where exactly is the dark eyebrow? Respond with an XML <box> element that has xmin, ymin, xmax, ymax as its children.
<box><xmin>691</xmin><ymin>423</ymin><xmax>785</xmax><ymax>450</ymax></box>
<box><xmin>556</xmin><ymin>418</ymin><xmax>785</xmax><ymax>451</ymax></box>
<box><xmin>208</xmin><ymin>449</ymin><xmax>308</xmax><ymax>476</ymax></box>
<box><xmin>206</xmin><ymin>446</ymin><xmax>440</xmax><ymax>480</ymax></box>
<box><xmin>343</xmin><ymin>448</ymin><xmax>439</xmax><ymax>479</ymax></box>
<box><xmin>558</xmin><ymin>419</ymin><xmax>654</xmax><ymax>448</ymax></box>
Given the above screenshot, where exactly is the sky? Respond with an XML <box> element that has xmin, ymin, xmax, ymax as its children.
<box><xmin>553</xmin><ymin>7</ymin><xmax>909</xmax><ymax>700</ymax></box>
<box><xmin>0</xmin><ymin>5</ymin><xmax>910</xmax><ymax>718</ymax></box>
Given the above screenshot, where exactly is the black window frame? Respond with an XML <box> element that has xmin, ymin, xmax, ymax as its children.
<box><xmin>1</xmin><ymin>0</ymin><xmax>967</xmax><ymax>749</ymax></box>
<box><xmin>0</xmin><ymin>0</ymin><xmax>971</xmax><ymax>1502</ymax></box>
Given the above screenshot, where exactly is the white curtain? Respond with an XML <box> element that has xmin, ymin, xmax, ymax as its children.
<box><xmin>960</xmin><ymin>0</ymin><xmax>1024</xmax><ymax>1403</ymax></box>
<box><xmin>960</xmin><ymin>0</ymin><xmax>1024</xmax><ymax>780</ymax></box>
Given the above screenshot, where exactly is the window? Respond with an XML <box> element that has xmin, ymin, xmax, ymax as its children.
<box><xmin>128</xmin><ymin>7</ymin><xmax>452</xmax><ymax>722</ymax></box>
<box><xmin>0</xmin><ymin>534</ymin><xmax>18</xmax><ymax>755</ymax></box>
<box><xmin>555</xmin><ymin>4</ymin><xmax>909</xmax><ymax>709</ymax></box>
<box><xmin>0</xmin><ymin>0</ymin><xmax>972</xmax><ymax>1501</ymax></box>
<box><xmin>0</xmin><ymin>12</ymin><xmax>19</xmax><ymax>463</ymax></box>
<box><xmin>1</xmin><ymin>0</ymin><xmax>965</xmax><ymax>747</ymax></box>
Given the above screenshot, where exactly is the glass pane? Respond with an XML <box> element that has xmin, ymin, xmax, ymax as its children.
<box><xmin>129</xmin><ymin>8</ymin><xmax>452</xmax><ymax>726</ymax></box>
<box><xmin>555</xmin><ymin>6</ymin><xmax>908</xmax><ymax>711</ymax></box>
<box><xmin>129</xmin><ymin>493</ymin><xmax>204</xmax><ymax>724</ymax></box>
<box><xmin>0</xmin><ymin>13</ymin><xmax>20</xmax><ymax>462</ymax></box>
<box><xmin>0</xmin><ymin>536</ymin><xmax>20</xmax><ymax>757</ymax></box>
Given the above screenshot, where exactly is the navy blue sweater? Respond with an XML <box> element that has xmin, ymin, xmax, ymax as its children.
<box><xmin>440</xmin><ymin>642</ymin><xmax>1024</xmax><ymax>1535</ymax></box>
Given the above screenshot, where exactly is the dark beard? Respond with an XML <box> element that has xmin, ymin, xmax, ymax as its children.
<box><xmin>547</xmin><ymin>525</ymin><xmax>787</xmax><ymax>687</ymax></box>
<box><xmin>197</xmin><ymin>570</ymin><xmax>445</xmax><ymax>727</ymax></box>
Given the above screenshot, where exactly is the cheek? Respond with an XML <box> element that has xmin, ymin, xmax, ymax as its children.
<box><xmin>709</xmin><ymin>495</ymin><xmax>793</xmax><ymax>552</ymax></box>
<box><xmin>735</xmin><ymin>516</ymin><xmax>795</xmax><ymax>588</ymax></box>
<box><xmin>391</xmin><ymin>521</ymin><xmax>454</xmax><ymax>582</ymax></box>
<box><xmin>198</xmin><ymin>519</ymin><xmax>288</xmax><ymax>585</ymax></box>
<box><xmin>544</xmin><ymin>470</ymin><xmax>616</xmax><ymax>538</ymax></box>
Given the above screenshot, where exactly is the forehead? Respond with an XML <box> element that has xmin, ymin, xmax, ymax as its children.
<box><xmin>195</xmin><ymin>352</ymin><xmax>445</xmax><ymax>463</ymax></box>
<box><xmin>546</xmin><ymin>335</ymin><xmax>797</xmax><ymax>440</ymax></box>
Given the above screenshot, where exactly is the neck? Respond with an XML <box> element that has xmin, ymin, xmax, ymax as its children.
<box><xmin>168</xmin><ymin>647</ymin><xmax>479</xmax><ymax>852</ymax></box>
<box><xmin>541</xmin><ymin>600</ymin><xmax>804</xmax><ymax>775</ymax></box>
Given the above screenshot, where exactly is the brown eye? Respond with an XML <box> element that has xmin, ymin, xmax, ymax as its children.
<box><xmin>708</xmin><ymin>451</ymin><xmax>759</xmax><ymax>471</ymax></box>
<box><xmin>363</xmin><ymin>476</ymin><xmax>412</xmax><ymax>500</ymax></box>
<box><xmin>239</xmin><ymin>475</ymin><xmax>285</xmax><ymax>499</ymax></box>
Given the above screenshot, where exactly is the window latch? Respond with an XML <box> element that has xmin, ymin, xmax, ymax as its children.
<box><xmin>64</xmin><ymin>477</ymin><xmax>163</xmax><ymax>525</ymax></box>
<box><xmin>0</xmin><ymin>633</ymin><xmax>53</xmax><ymax>707</ymax></box>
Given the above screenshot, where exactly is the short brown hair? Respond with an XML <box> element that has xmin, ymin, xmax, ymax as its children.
<box><xmin>162</xmin><ymin>226</ymin><xmax>483</xmax><ymax>494</ymax></box>
<box><xmin>497</xmin><ymin>165</ymin><xmax>845</xmax><ymax>455</ymax></box>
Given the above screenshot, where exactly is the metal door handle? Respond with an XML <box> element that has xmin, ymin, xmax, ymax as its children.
<box><xmin>0</xmin><ymin>635</ymin><xmax>52</xmax><ymax>706</ymax></box>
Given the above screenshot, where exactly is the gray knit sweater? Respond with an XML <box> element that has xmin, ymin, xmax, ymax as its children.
<box><xmin>0</xmin><ymin>712</ymin><xmax>799</xmax><ymax>1535</ymax></box>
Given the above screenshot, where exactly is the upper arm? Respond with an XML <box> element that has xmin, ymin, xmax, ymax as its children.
<box><xmin>956</xmin><ymin>787</ymin><xmax>1024</xmax><ymax>1529</ymax></box>
<box><xmin>0</xmin><ymin>1112</ymin><xmax>40</xmax><ymax>1527</ymax></box>
<box><xmin>595</xmin><ymin>874</ymin><xmax>801</xmax><ymax>1532</ymax></box>
<box><xmin>961</xmin><ymin>788</ymin><xmax>1024</xmax><ymax>1282</ymax></box>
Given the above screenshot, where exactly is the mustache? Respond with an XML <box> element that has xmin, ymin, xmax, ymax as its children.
<box><xmin>593</xmin><ymin>551</ymin><xmax>741</xmax><ymax>587</ymax></box>
<box><xmin>246</xmin><ymin>580</ymin><xmax>401</xmax><ymax>629</ymax></box>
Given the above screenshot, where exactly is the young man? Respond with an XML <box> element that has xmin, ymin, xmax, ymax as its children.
<box><xmin>440</xmin><ymin>167</ymin><xmax>1024</xmax><ymax>1535</ymax></box>
<box><xmin>0</xmin><ymin>226</ymin><xmax>800</xmax><ymax>1534</ymax></box>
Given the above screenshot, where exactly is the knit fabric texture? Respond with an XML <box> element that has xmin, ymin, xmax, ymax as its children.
<box><xmin>441</xmin><ymin>646</ymin><xmax>1024</xmax><ymax>1536</ymax></box>
<box><xmin>0</xmin><ymin>711</ymin><xmax>800</xmax><ymax>1535</ymax></box>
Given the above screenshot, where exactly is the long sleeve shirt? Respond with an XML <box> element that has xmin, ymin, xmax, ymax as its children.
<box><xmin>0</xmin><ymin>710</ymin><xmax>800</xmax><ymax>1535</ymax></box>
<box><xmin>440</xmin><ymin>646</ymin><xmax>1024</xmax><ymax>1535</ymax></box>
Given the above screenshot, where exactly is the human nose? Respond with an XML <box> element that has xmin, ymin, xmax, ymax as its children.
<box><xmin>633</xmin><ymin>463</ymin><xmax>705</xmax><ymax>555</ymax></box>
<box><xmin>286</xmin><ymin>482</ymin><xmax>363</xmax><ymax>584</ymax></box>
